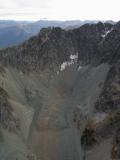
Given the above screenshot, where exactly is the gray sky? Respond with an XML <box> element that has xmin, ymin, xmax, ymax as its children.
<box><xmin>0</xmin><ymin>0</ymin><xmax>120</xmax><ymax>21</ymax></box>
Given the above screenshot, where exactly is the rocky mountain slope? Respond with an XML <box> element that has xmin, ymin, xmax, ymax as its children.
<box><xmin>0</xmin><ymin>21</ymin><xmax>120</xmax><ymax>160</ymax></box>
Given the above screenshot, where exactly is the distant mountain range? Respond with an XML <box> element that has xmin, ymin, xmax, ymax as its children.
<box><xmin>0</xmin><ymin>20</ymin><xmax>115</xmax><ymax>48</ymax></box>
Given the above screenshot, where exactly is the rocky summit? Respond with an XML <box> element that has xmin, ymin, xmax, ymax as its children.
<box><xmin>0</xmin><ymin>21</ymin><xmax>120</xmax><ymax>160</ymax></box>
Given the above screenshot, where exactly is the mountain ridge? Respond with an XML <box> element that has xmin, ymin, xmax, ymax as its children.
<box><xmin>0</xmin><ymin>20</ymin><xmax>115</xmax><ymax>48</ymax></box>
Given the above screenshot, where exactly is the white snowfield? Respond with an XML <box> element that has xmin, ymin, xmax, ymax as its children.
<box><xmin>60</xmin><ymin>53</ymin><xmax>78</xmax><ymax>71</ymax></box>
<box><xmin>101</xmin><ymin>28</ymin><xmax>113</xmax><ymax>38</ymax></box>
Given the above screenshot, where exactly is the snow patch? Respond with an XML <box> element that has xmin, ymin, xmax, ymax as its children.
<box><xmin>70</xmin><ymin>54</ymin><xmax>78</xmax><ymax>60</ymax></box>
<box><xmin>60</xmin><ymin>53</ymin><xmax>78</xmax><ymax>72</ymax></box>
<box><xmin>60</xmin><ymin>61</ymin><xmax>74</xmax><ymax>71</ymax></box>
<box><xmin>101</xmin><ymin>29</ymin><xmax>113</xmax><ymax>38</ymax></box>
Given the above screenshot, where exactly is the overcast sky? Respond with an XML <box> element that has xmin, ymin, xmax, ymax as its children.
<box><xmin>0</xmin><ymin>0</ymin><xmax>120</xmax><ymax>21</ymax></box>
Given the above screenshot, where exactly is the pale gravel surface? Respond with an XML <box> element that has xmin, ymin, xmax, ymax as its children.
<box><xmin>0</xmin><ymin>64</ymin><xmax>110</xmax><ymax>160</ymax></box>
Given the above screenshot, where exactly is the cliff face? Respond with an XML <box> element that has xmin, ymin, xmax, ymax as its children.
<box><xmin>0</xmin><ymin>22</ymin><xmax>120</xmax><ymax>160</ymax></box>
